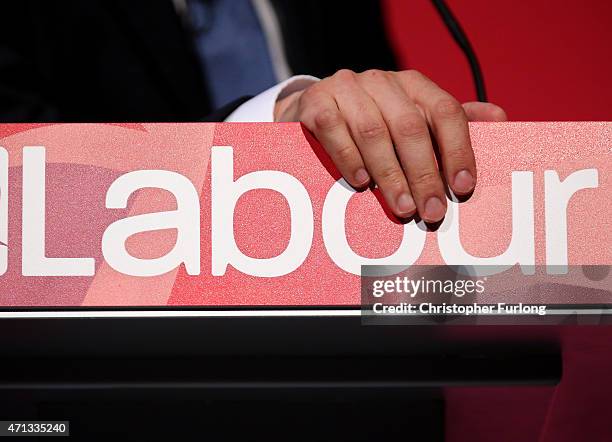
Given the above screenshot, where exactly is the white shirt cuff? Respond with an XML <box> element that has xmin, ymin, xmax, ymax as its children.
<box><xmin>225</xmin><ymin>75</ymin><xmax>319</xmax><ymax>122</ymax></box>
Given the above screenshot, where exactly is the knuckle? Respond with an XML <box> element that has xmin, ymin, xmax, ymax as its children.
<box><xmin>412</xmin><ymin>169</ymin><xmax>440</xmax><ymax>188</ymax></box>
<box><xmin>402</xmin><ymin>69</ymin><xmax>425</xmax><ymax>83</ymax></box>
<box><xmin>356</xmin><ymin>120</ymin><xmax>387</xmax><ymax>141</ymax></box>
<box><xmin>314</xmin><ymin>108</ymin><xmax>343</xmax><ymax>131</ymax></box>
<box><xmin>434</xmin><ymin>98</ymin><xmax>464</xmax><ymax>118</ymax></box>
<box><xmin>361</xmin><ymin>69</ymin><xmax>388</xmax><ymax>81</ymax></box>
<box><xmin>395</xmin><ymin>115</ymin><xmax>428</xmax><ymax>140</ymax></box>
<box><xmin>377</xmin><ymin>166</ymin><xmax>406</xmax><ymax>187</ymax></box>
<box><xmin>444</xmin><ymin>146</ymin><xmax>470</xmax><ymax>163</ymax></box>
<box><xmin>334</xmin><ymin>144</ymin><xmax>357</xmax><ymax>163</ymax></box>
<box><xmin>334</xmin><ymin>69</ymin><xmax>356</xmax><ymax>83</ymax></box>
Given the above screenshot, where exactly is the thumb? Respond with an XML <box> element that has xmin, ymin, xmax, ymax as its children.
<box><xmin>462</xmin><ymin>101</ymin><xmax>508</xmax><ymax>122</ymax></box>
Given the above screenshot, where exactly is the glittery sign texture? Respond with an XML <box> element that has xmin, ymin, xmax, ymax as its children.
<box><xmin>0</xmin><ymin>122</ymin><xmax>609</xmax><ymax>307</ymax></box>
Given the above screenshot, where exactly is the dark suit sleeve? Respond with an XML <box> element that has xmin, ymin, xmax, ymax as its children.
<box><xmin>271</xmin><ymin>0</ymin><xmax>397</xmax><ymax>79</ymax></box>
<box><xmin>0</xmin><ymin>4</ymin><xmax>61</xmax><ymax>122</ymax></box>
<box><xmin>0</xmin><ymin>24</ymin><xmax>245</xmax><ymax>125</ymax></box>
<box><xmin>0</xmin><ymin>1</ymin><xmax>242</xmax><ymax>124</ymax></box>
<box><xmin>0</xmin><ymin>1</ymin><xmax>245</xmax><ymax>125</ymax></box>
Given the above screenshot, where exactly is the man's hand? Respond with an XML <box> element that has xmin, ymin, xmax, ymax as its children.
<box><xmin>274</xmin><ymin>69</ymin><xmax>507</xmax><ymax>222</ymax></box>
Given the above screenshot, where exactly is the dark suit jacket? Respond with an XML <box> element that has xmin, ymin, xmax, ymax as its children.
<box><xmin>0</xmin><ymin>0</ymin><xmax>397</xmax><ymax>123</ymax></box>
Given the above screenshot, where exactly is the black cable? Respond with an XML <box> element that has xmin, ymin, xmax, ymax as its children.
<box><xmin>431</xmin><ymin>0</ymin><xmax>487</xmax><ymax>102</ymax></box>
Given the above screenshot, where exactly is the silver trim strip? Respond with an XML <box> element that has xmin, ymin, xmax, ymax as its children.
<box><xmin>0</xmin><ymin>310</ymin><xmax>362</xmax><ymax>319</ymax></box>
<box><xmin>0</xmin><ymin>308</ymin><xmax>610</xmax><ymax>319</ymax></box>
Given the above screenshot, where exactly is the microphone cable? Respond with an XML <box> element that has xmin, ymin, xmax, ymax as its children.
<box><xmin>431</xmin><ymin>0</ymin><xmax>487</xmax><ymax>102</ymax></box>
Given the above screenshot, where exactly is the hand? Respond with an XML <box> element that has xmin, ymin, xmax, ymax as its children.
<box><xmin>274</xmin><ymin>69</ymin><xmax>507</xmax><ymax>222</ymax></box>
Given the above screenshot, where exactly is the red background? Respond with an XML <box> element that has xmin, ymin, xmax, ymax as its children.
<box><xmin>383</xmin><ymin>0</ymin><xmax>612</xmax><ymax>121</ymax></box>
<box><xmin>382</xmin><ymin>1</ymin><xmax>612</xmax><ymax>440</ymax></box>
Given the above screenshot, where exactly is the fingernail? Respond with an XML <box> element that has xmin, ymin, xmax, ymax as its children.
<box><xmin>396</xmin><ymin>193</ymin><xmax>416</xmax><ymax>216</ymax></box>
<box><xmin>354</xmin><ymin>168</ymin><xmax>370</xmax><ymax>186</ymax></box>
<box><xmin>453</xmin><ymin>170</ymin><xmax>475</xmax><ymax>194</ymax></box>
<box><xmin>424</xmin><ymin>197</ymin><xmax>445</xmax><ymax>222</ymax></box>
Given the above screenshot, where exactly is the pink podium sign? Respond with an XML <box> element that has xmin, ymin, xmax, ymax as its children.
<box><xmin>0</xmin><ymin>122</ymin><xmax>609</xmax><ymax>308</ymax></box>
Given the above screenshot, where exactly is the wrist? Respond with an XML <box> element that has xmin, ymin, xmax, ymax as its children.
<box><xmin>274</xmin><ymin>90</ymin><xmax>304</xmax><ymax>122</ymax></box>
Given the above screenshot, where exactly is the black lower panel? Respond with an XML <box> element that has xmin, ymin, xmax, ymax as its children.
<box><xmin>0</xmin><ymin>315</ymin><xmax>561</xmax><ymax>441</ymax></box>
<box><xmin>2</xmin><ymin>396</ymin><xmax>444</xmax><ymax>442</ymax></box>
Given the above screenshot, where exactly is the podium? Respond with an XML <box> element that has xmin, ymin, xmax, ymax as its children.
<box><xmin>1</xmin><ymin>122</ymin><xmax>609</xmax><ymax>439</ymax></box>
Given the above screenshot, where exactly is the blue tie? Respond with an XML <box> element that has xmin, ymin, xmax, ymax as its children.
<box><xmin>187</xmin><ymin>0</ymin><xmax>279</xmax><ymax>108</ymax></box>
